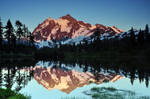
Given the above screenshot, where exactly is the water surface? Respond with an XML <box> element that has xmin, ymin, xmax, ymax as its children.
<box><xmin>0</xmin><ymin>60</ymin><xmax>150</xmax><ymax>99</ymax></box>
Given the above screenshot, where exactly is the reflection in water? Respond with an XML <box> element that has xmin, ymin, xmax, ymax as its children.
<box><xmin>0</xmin><ymin>66</ymin><xmax>34</xmax><ymax>91</ymax></box>
<box><xmin>33</xmin><ymin>65</ymin><xmax>123</xmax><ymax>94</ymax></box>
<box><xmin>0</xmin><ymin>60</ymin><xmax>150</xmax><ymax>95</ymax></box>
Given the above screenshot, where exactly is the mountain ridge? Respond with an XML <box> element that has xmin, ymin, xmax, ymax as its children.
<box><xmin>32</xmin><ymin>14</ymin><xmax>123</xmax><ymax>42</ymax></box>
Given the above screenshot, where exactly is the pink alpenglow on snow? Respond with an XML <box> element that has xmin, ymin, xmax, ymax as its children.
<box><xmin>32</xmin><ymin>14</ymin><xmax>123</xmax><ymax>42</ymax></box>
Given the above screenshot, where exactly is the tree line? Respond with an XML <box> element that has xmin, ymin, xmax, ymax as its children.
<box><xmin>0</xmin><ymin>17</ymin><xmax>149</xmax><ymax>60</ymax></box>
<box><xmin>56</xmin><ymin>24</ymin><xmax>150</xmax><ymax>52</ymax></box>
<box><xmin>0</xmin><ymin>18</ymin><xmax>34</xmax><ymax>53</ymax></box>
<box><xmin>36</xmin><ymin>24</ymin><xmax>150</xmax><ymax>60</ymax></box>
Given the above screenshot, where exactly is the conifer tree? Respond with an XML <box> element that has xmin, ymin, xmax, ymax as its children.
<box><xmin>5</xmin><ymin>19</ymin><xmax>14</xmax><ymax>48</ymax></box>
<box><xmin>15</xmin><ymin>20</ymin><xmax>23</xmax><ymax>41</ymax></box>
<box><xmin>145</xmin><ymin>24</ymin><xmax>150</xmax><ymax>42</ymax></box>
<box><xmin>138</xmin><ymin>29</ymin><xmax>144</xmax><ymax>46</ymax></box>
<box><xmin>29</xmin><ymin>32</ymin><xmax>34</xmax><ymax>46</ymax></box>
<box><xmin>23</xmin><ymin>24</ymin><xmax>30</xmax><ymax>38</ymax></box>
<box><xmin>145</xmin><ymin>24</ymin><xmax>149</xmax><ymax>34</ymax></box>
<box><xmin>130</xmin><ymin>27</ymin><xmax>136</xmax><ymax>46</ymax></box>
<box><xmin>11</xmin><ymin>34</ymin><xmax>16</xmax><ymax>49</ymax></box>
<box><xmin>94</xmin><ymin>28</ymin><xmax>101</xmax><ymax>41</ymax></box>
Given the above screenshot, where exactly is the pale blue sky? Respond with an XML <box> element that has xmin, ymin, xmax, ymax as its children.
<box><xmin>0</xmin><ymin>0</ymin><xmax>150</xmax><ymax>32</ymax></box>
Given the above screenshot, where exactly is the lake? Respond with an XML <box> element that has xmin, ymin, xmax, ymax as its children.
<box><xmin>0</xmin><ymin>59</ymin><xmax>150</xmax><ymax>99</ymax></box>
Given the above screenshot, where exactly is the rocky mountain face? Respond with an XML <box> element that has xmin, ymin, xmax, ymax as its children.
<box><xmin>32</xmin><ymin>14</ymin><xmax>123</xmax><ymax>42</ymax></box>
<box><xmin>33</xmin><ymin>66</ymin><xmax>124</xmax><ymax>94</ymax></box>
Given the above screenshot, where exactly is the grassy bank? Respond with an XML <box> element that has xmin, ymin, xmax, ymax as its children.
<box><xmin>0</xmin><ymin>88</ymin><xmax>30</xmax><ymax>99</ymax></box>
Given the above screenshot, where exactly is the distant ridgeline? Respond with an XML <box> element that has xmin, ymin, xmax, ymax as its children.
<box><xmin>0</xmin><ymin>18</ymin><xmax>150</xmax><ymax>62</ymax></box>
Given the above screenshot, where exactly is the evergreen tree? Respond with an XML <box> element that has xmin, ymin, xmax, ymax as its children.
<box><xmin>145</xmin><ymin>24</ymin><xmax>150</xmax><ymax>42</ymax></box>
<box><xmin>94</xmin><ymin>28</ymin><xmax>101</xmax><ymax>41</ymax></box>
<box><xmin>11</xmin><ymin>34</ymin><xmax>16</xmax><ymax>49</ymax></box>
<box><xmin>4</xmin><ymin>68</ymin><xmax>13</xmax><ymax>89</ymax></box>
<box><xmin>78</xmin><ymin>41</ymin><xmax>82</xmax><ymax>52</ymax></box>
<box><xmin>145</xmin><ymin>24</ymin><xmax>149</xmax><ymax>34</ymax></box>
<box><xmin>29</xmin><ymin>32</ymin><xmax>34</xmax><ymax>46</ymax></box>
<box><xmin>138</xmin><ymin>29</ymin><xmax>144</xmax><ymax>46</ymax></box>
<box><xmin>93</xmin><ymin>28</ymin><xmax>101</xmax><ymax>50</ymax></box>
<box><xmin>83</xmin><ymin>39</ymin><xmax>88</xmax><ymax>51</ymax></box>
<box><xmin>130</xmin><ymin>27</ymin><xmax>136</xmax><ymax>46</ymax></box>
<box><xmin>23</xmin><ymin>24</ymin><xmax>30</xmax><ymax>38</ymax></box>
<box><xmin>0</xmin><ymin>18</ymin><xmax>3</xmax><ymax>50</ymax></box>
<box><xmin>5</xmin><ymin>19</ymin><xmax>14</xmax><ymax>49</ymax></box>
<box><xmin>15</xmin><ymin>20</ymin><xmax>23</xmax><ymax>41</ymax></box>
<box><xmin>0</xmin><ymin>67</ymin><xmax>3</xmax><ymax>87</ymax></box>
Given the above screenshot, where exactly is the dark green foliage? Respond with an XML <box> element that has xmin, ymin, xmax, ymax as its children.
<box><xmin>93</xmin><ymin>28</ymin><xmax>101</xmax><ymax>41</ymax></box>
<box><xmin>11</xmin><ymin>34</ymin><xmax>17</xmax><ymax>49</ymax></box>
<box><xmin>22</xmin><ymin>24</ymin><xmax>31</xmax><ymax>39</ymax></box>
<box><xmin>34</xmin><ymin>47</ymin><xmax>64</xmax><ymax>60</ymax></box>
<box><xmin>15</xmin><ymin>20</ymin><xmax>23</xmax><ymax>41</ymax></box>
<box><xmin>0</xmin><ymin>18</ymin><xmax>36</xmax><ymax>57</ymax></box>
<box><xmin>36</xmin><ymin>25</ymin><xmax>150</xmax><ymax>62</ymax></box>
<box><xmin>130</xmin><ymin>27</ymin><xmax>136</xmax><ymax>46</ymax></box>
<box><xmin>4</xmin><ymin>19</ymin><xmax>14</xmax><ymax>49</ymax></box>
<box><xmin>29</xmin><ymin>32</ymin><xmax>34</xmax><ymax>46</ymax></box>
<box><xmin>138</xmin><ymin>29</ymin><xmax>144</xmax><ymax>45</ymax></box>
<box><xmin>145</xmin><ymin>24</ymin><xmax>149</xmax><ymax>34</ymax></box>
<box><xmin>0</xmin><ymin>88</ymin><xmax>30</xmax><ymax>99</ymax></box>
<box><xmin>145</xmin><ymin>24</ymin><xmax>150</xmax><ymax>42</ymax></box>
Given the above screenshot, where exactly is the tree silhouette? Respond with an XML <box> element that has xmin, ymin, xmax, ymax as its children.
<box><xmin>130</xmin><ymin>27</ymin><xmax>136</xmax><ymax>46</ymax></box>
<box><xmin>23</xmin><ymin>24</ymin><xmax>30</xmax><ymax>38</ymax></box>
<box><xmin>4</xmin><ymin>68</ymin><xmax>13</xmax><ymax>89</ymax></box>
<box><xmin>11</xmin><ymin>33</ymin><xmax>17</xmax><ymax>49</ymax></box>
<box><xmin>0</xmin><ymin>67</ymin><xmax>3</xmax><ymax>87</ymax></box>
<box><xmin>15</xmin><ymin>20</ymin><xmax>23</xmax><ymax>42</ymax></box>
<box><xmin>138</xmin><ymin>29</ymin><xmax>144</xmax><ymax>46</ymax></box>
<box><xmin>93</xmin><ymin>28</ymin><xmax>101</xmax><ymax>50</ymax></box>
<box><xmin>5</xmin><ymin>19</ymin><xmax>14</xmax><ymax>49</ymax></box>
<box><xmin>15</xmin><ymin>70</ymin><xmax>23</xmax><ymax>92</ymax></box>
<box><xmin>29</xmin><ymin>32</ymin><xmax>34</xmax><ymax>46</ymax></box>
<box><xmin>145</xmin><ymin>73</ymin><xmax>149</xmax><ymax>88</ymax></box>
<box><xmin>94</xmin><ymin>28</ymin><xmax>101</xmax><ymax>41</ymax></box>
<box><xmin>0</xmin><ymin>18</ymin><xmax>3</xmax><ymax>50</ymax></box>
<box><xmin>145</xmin><ymin>24</ymin><xmax>150</xmax><ymax>42</ymax></box>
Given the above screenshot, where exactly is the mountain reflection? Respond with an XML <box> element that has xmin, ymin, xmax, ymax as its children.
<box><xmin>0</xmin><ymin>60</ymin><xmax>150</xmax><ymax>93</ymax></box>
<box><xmin>33</xmin><ymin>62</ymin><xmax>124</xmax><ymax>94</ymax></box>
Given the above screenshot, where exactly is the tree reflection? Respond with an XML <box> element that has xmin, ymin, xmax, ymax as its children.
<box><xmin>0</xmin><ymin>59</ymin><xmax>150</xmax><ymax>93</ymax></box>
<box><xmin>54</xmin><ymin>60</ymin><xmax>150</xmax><ymax>87</ymax></box>
<box><xmin>0</xmin><ymin>59</ymin><xmax>36</xmax><ymax>92</ymax></box>
<box><xmin>0</xmin><ymin>67</ymin><xmax>2</xmax><ymax>87</ymax></box>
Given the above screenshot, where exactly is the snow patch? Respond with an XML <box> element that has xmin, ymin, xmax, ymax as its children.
<box><xmin>55</xmin><ymin>19</ymin><xmax>71</xmax><ymax>33</ymax></box>
<box><xmin>90</xmin><ymin>25</ymin><xmax>96</xmax><ymax>30</ymax></box>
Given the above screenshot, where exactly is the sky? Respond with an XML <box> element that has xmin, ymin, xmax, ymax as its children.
<box><xmin>0</xmin><ymin>0</ymin><xmax>150</xmax><ymax>32</ymax></box>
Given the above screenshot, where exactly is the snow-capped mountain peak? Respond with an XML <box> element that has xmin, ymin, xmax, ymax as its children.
<box><xmin>32</xmin><ymin>14</ymin><xmax>123</xmax><ymax>42</ymax></box>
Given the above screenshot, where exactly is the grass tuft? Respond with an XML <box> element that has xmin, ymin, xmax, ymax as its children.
<box><xmin>0</xmin><ymin>88</ymin><xmax>30</xmax><ymax>99</ymax></box>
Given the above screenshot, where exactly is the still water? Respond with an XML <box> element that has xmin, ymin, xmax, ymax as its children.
<box><xmin>0</xmin><ymin>60</ymin><xmax>150</xmax><ymax>99</ymax></box>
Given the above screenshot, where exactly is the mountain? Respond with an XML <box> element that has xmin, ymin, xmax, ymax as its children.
<box><xmin>33</xmin><ymin>66</ymin><xmax>124</xmax><ymax>94</ymax></box>
<box><xmin>32</xmin><ymin>14</ymin><xmax>123</xmax><ymax>42</ymax></box>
